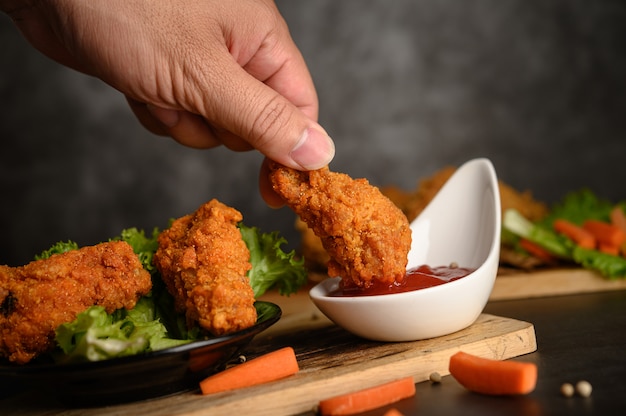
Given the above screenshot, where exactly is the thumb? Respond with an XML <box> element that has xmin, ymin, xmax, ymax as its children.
<box><xmin>201</xmin><ymin>57</ymin><xmax>335</xmax><ymax>170</ymax></box>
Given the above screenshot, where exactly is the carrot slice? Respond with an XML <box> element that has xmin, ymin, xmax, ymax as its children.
<box><xmin>519</xmin><ymin>238</ymin><xmax>557</xmax><ymax>262</ymax></box>
<box><xmin>199</xmin><ymin>347</ymin><xmax>299</xmax><ymax>395</ymax></box>
<box><xmin>583</xmin><ymin>219</ymin><xmax>626</xmax><ymax>247</ymax></box>
<box><xmin>610</xmin><ymin>207</ymin><xmax>626</xmax><ymax>232</ymax></box>
<box><xmin>383</xmin><ymin>409</ymin><xmax>405</xmax><ymax>416</ymax></box>
<box><xmin>598</xmin><ymin>243</ymin><xmax>620</xmax><ymax>256</ymax></box>
<box><xmin>553</xmin><ymin>219</ymin><xmax>596</xmax><ymax>249</ymax></box>
<box><xmin>319</xmin><ymin>377</ymin><xmax>416</xmax><ymax>416</ymax></box>
<box><xmin>611</xmin><ymin>207</ymin><xmax>626</xmax><ymax>256</ymax></box>
<box><xmin>449</xmin><ymin>351</ymin><xmax>537</xmax><ymax>396</ymax></box>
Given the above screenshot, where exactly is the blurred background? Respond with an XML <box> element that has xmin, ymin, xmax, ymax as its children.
<box><xmin>1</xmin><ymin>0</ymin><xmax>625</xmax><ymax>266</ymax></box>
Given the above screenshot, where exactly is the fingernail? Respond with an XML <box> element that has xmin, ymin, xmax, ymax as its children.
<box><xmin>147</xmin><ymin>104</ymin><xmax>180</xmax><ymax>128</ymax></box>
<box><xmin>290</xmin><ymin>127</ymin><xmax>335</xmax><ymax>170</ymax></box>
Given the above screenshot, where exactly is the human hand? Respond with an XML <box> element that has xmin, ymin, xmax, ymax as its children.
<box><xmin>2</xmin><ymin>0</ymin><xmax>334</xmax><ymax>205</ymax></box>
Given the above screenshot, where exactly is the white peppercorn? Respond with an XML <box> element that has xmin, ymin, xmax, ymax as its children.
<box><xmin>429</xmin><ymin>371</ymin><xmax>442</xmax><ymax>383</ymax></box>
<box><xmin>560</xmin><ymin>383</ymin><xmax>575</xmax><ymax>398</ymax></box>
<box><xmin>575</xmin><ymin>380</ymin><xmax>592</xmax><ymax>398</ymax></box>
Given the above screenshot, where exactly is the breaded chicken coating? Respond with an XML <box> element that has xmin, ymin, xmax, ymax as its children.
<box><xmin>153</xmin><ymin>199</ymin><xmax>257</xmax><ymax>336</ymax></box>
<box><xmin>0</xmin><ymin>241</ymin><xmax>152</xmax><ymax>364</ymax></box>
<box><xmin>299</xmin><ymin>166</ymin><xmax>550</xmax><ymax>273</ymax></box>
<box><xmin>268</xmin><ymin>163</ymin><xmax>412</xmax><ymax>288</ymax></box>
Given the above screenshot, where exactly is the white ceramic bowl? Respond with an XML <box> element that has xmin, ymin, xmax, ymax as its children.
<box><xmin>309</xmin><ymin>158</ymin><xmax>501</xmax><ymax>341</ymax></box>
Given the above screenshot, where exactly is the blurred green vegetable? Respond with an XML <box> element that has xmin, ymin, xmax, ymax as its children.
<box><xmin>539</xmin><ymin>189</ymin><xmax>615</xmax><ymax>226</ymax></box>
<box><xmin>503</xmin><ymin>189</ymin><xmax>626</xmax><ymax>279</ymax></box>
<box><xmin>503</xmin><ymin>209</ymin><xmax>573</xmax><ymax>258</ymax></box>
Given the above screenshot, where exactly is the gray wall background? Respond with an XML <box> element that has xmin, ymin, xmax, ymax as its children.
<box><xmin>1</xmin><ymin>0</ymin><xmax>625</xmax><ymax>266</ymax></box>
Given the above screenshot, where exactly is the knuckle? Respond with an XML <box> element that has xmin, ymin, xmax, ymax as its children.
<box><xmin>249</xmin><ymin>94</ymin><xmax>290</xmax><ymax>148</ymax></box>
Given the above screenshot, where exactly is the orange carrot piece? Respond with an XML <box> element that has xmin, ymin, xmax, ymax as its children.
<box><xmin>318</xmin><ymin>377</ymin><xmax>416</xmax><ymax>416</ymax></box>
<box><xmin>598</xmin><ymin>243</ymin><xmax>620</xmax><ymax>256</ymax></box>
<box><xmin>519</xmin><ymin>238</ymin><xmax>556</xmax><ymax>262</ymax></box>
<box><xmin>583</xmin><ymin>219</ymin><xmax>626</xmax><ymax>247</ymax></box>
<box><xmin>449</xmin><ymin>351</ymin><xmax>537</xmax><ymax>396</ymax></box>
<box><xmin>553</xmin><ymin>219</ymin><xmax>596</xmax><ymax>249</ymax></box>
<box><xmin>199</xmin><ymin>347</ymin><xmax>299</xmax><ymax>395</ymax></box>
<box><xmin>383</xmin><ymin>408</ymin><xmax>405</xmax><ymax>416</ymax></box>
<box><xmin>610</xmin><ymin>207</ymin><xmax>626</xmax><ymax>257</ymax></box>
<box><xmin>610</xmin><ymin>206</ymin><xmax>626</xmax><ymax>232</ymax></box>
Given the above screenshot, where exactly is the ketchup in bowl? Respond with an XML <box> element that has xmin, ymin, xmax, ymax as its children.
<box><xmin>329</xmin><ymin>264</ymin><xmax>475</xmax><ymax>297</ymax></box>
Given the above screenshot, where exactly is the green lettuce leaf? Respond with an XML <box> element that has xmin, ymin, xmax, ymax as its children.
<box><xmin>116</xmin><ymin>227</ymin><xmax>198</xmax><ymax>341</ymax></box>
<box><xmin>113</xmin><ymin>227</ymin><xmax>160</xmax><ymax>274</ymax></box>
<box><xmin>35</xmin><ymin>240</ymin><xmax>79</xmax><ymax>260</ymax></box>
<box><xmin>572</xmin><ymin>247</ymin><xmax>626</xmax><ymax>279</ymax></box>
<box><xmin>239</xmin><ymin>224</ymin><xmax>307</xmax><ymax>298</ymax></box>
<box><xmin>540</xmin><ymin>189</ymin><xmax>614</xmax><ymax>226</ymax></box>
<box><xmin>55</xmin><ymin>297</ymin><xmax>191</xmax><ymax>363</ymax></box>
<box><xmin>503</xmin><ymin>209</ymin><xmax>573</xmax><ymax>258</ymax></box>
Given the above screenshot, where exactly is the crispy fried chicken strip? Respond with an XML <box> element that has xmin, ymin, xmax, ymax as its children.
<box><xmin>0</xmin><ymin>241</ymin><xmax>152</xmax><ymax>364</ymax></box>
<box><xmin>299</xmin><ymin>166</ymin><xmax>550</xmax><ymax>273</ymax></box>
<box><xmin>269</xmin><ymin>162</ymin><xmax>412</xmax><ymax>288</ymax></box>
<box><xmin>154</xmin><ymin>199</ymin><xmax>257</xmax><ymax>336</ymax></box>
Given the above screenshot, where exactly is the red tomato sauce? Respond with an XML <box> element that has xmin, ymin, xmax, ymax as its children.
<box><xmin>329</xmin><ymin>264</ymin><xmax>475</xmax><ymax>297</ymax></box>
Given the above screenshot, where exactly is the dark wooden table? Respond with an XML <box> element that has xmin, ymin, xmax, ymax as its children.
<box><xmin>347</xmin><ymin>290</ymin><xmax>626</xmax><ymax>416</ymax></box>
<box><xmin>2</xmin><ymin>289</ymin><xmax>625</xmax><ymax>415</ymax></box>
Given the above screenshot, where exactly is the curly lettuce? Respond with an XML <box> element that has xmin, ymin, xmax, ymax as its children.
<box><xmin>35</xmin><ymin>240</ymin><xmax>79</xmax><ymax>260</ymax></box>
<box><xmin>55</xmin><ymin>298</ymin><xmax>190</xmax><ymax>363</ymax></box>
<box><xmin>239</xmin><ymin>224</ymin><xmax>307</xmax><ymax>297</ymax></box>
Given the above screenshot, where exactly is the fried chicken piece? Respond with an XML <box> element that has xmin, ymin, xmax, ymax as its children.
<box><xmin>384</xmin><ymin>168</ymin><xmax>550</xmax><ymax>269</ymax></box>
<box><xmin>498</xmin><ymin>181</ymin><xmax>548</xmax><ymax>222</ymax></box>
<box><xmin>153</xmin><ymin>199</ymin><xmax>257</xmax><ymax>336</ymax></box>
<box><xmin>382</xmin><ymin>166</ymin><xmax>457</xmax><ymax>222</ymax></box>
<box><xmin>297</xmin><ymin>165</ymin><xmax>550</xmax><ymax>273</ymax></box>
<box><xmin>294</xmin><ymin>217</ymin><xmax>329</xmax><ymax>276</ymax></box>
<box><xmin>269</xmin><ymin>163</ymin><xmax>412</xmax><ymax>288</ymax></box>
<box><xmin>295</xmin><ymin>167</ymin><xmax>456</xmax><ymax>275</ymax></box>
<box><xmin>0</xmin><ymin>241</ymin><xmax>152</xmax><ymax>364</ymax></box>
<box><xmin>384</xmin><ymin>166</ymin><xmax>548</xmax><ymax>224</ymax></box>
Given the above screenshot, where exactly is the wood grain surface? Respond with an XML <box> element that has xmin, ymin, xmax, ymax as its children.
<box><xmin>490</xmin><ymin>268</ymin><xmax>626</xmax><ymax>300</ymax></box>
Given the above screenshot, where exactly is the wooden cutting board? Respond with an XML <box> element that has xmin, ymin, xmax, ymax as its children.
<box><xmin>490</xmin><ymin>268</ymin><xmax>626</xmax><ymax>300</ymax></box>
<box><xmin>4</xmin><ymin>311</ymin><xmax>536</xmax><ymax>416</ymax></box>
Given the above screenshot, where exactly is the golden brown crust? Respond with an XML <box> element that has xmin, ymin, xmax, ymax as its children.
<box><xmin>0</xmin><ymin>241</ymin><xmax>152</xmax><ymax>364</ymax></box>
<box><xmin>296</xmin><ymin>166</ymin><xmax>551</xmax><ymax>273</ymax></box>
<box><xmin>269</xmin><ymin>163</ymin><xmax>412</xmax><ymax>288</ymax></box>
<box><xmin>382</xmin><ymin>166</ymin><xmax>457</xmax><ymax>222</ymax></box>
<box><xmin>154</xmin><ymin>199</ymin><xmax>257</xmax><ymax>336</ymax></box>
<box><xmin>498</xmin><ymin>181</ymin><xmax>548</xmax><ymax>222</ymax></box>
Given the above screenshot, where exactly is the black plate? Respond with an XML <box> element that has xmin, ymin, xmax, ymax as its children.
<box><xmin>0</xmin><ymin>301</ymin><xmax>281</xmax><ymax>407</ymax></box>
